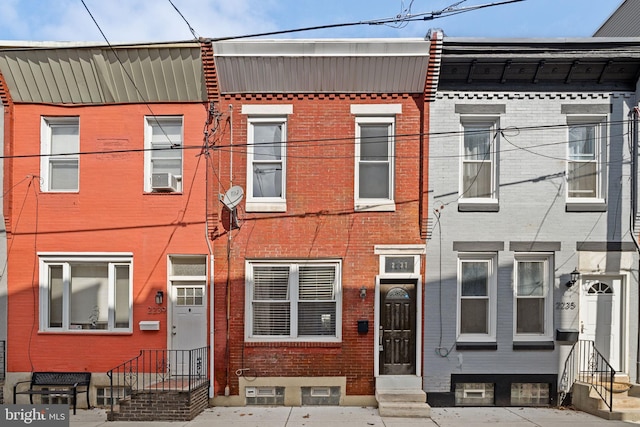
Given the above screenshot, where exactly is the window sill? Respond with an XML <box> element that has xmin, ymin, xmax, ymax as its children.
<box><xmin>39</xmin><ymin>330</ymin><xmax>133</xmax><ymax>335</ymax></box>
<box><xmin>354</xmin><ymin>201</ymin><xmax>396</xmax><ymax>212</ymax></box>
<box><xmin>245</xmin><ymin>201</ymin><xmax>287</xmax><ymax>212</ymax></box>
<box><xmin>565</xmin><ymin>201</ymin><xmax>606</xmax><ymax>212</ymax></box>
<box><xmin>245</xmin><ymin>341</ymin><xmax>342</xmax><ymax>348</ymax></box>
<box><xmin>458</xmin><ymin>201</ymin><xmax>499</xmax><ymax>212</ymax></box>
<box><xmin>456</xmin><ymin>342</ymin><xmax>497</xmax><ymax>350</ymax></box>
<box><xmin>513</xmin><ymin>341</ymin><xmax>555</xmax><ymax>350</ymax></box>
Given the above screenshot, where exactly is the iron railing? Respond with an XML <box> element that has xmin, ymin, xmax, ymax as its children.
<box><xmin>0</xmin><ymin>340</ymin><xmax>5</xmax><ymax>381</ymax></box>
<box><xmin>559</xmin><ymin>339</ymin><xmax>615</xmax><ymax>412</ymax></box>
<box><xmin>107</xmin><ymin>347</ymin><xmax>208</xmax><ymax>414</ymax></box>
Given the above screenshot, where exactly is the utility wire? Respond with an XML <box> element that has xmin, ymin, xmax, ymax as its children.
<box><xmin>209</xmin><ymin>0</ymin><xmax>524</xmax><ymax>41</ymax></box>
<box><xmin>167</xmin><ymin>0</ymin><xmax>199</xmax><ymax>40</ymax></box>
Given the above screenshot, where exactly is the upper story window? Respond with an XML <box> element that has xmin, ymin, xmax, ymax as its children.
<box><xmin>41</xmin><ymin>117</ymin><xmax>79</xmax><ymax>192</ymax></box>
<box><xmin>145</xmin><ymin>116</ymin><xmax>183</xmax><ymax>193</ymax></box>
<box><xmin>352</xmin><ymin>104</ymin><xmax>401</xmax><ymax>212</ymax></box>
<box><xmin>513</xmin><ymin>254</ymin><xmax>553</xmax><ymax>340</ymax></box>
<box><xmin>460</xmin><ymin>118</ymin><xmax>498</xmax><ymax>204</ymax></box>
<box><xmin>243</xmin><ymin>105</ymin><xmax>292</xmax><ymax>212</ymax></box>
<box><xmin>567</xmin><ymin>117</ymin><xmax>606</xmax><ymax>203</ymax></box>
<box><xmin>39</xmin><ymin>253</ymin><xmax>133</xmax><ymax>333</ymax></box>
<box><xmin>458</xmin><ymin>253</ymin><xmax>497</xmax><ymax>342</ymax></box>
<box><xmin>245</xmin><ymin>260</ymin><xmax>342</xmax><ymax>342</ymax></box>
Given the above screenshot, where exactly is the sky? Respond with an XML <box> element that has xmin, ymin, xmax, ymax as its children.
<box><xmin>0</xmin><ymin>0</ymin><xmax>624</xmax><ymax>43</ymax></box>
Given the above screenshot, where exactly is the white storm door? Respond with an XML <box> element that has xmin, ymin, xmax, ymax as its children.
<box><xmin>579</xmin><ymin>277</ymin><xmax>622</xmax><ymax>371</ymax></box>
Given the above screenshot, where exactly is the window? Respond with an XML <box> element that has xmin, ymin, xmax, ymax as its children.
<box><xmin>41</xmin><ymin>117</ymin><xmax>79</xmax><ymax>192</ymax></box>
<box><xmin>460</xmin><ymin>119</ymin><xmax>497</xmax><ymax>202</ymax></box>
<box><xmin>567</xmin><ymin>118</ymin><xmax>605</xmax><ymax>201</ymax></box>
<box><xmin>355</xmin><ymin>116</ymin><xmax>395</xmax><ymax>211</ymax></box>
<box><xmin>39</xmin><ymin>254</ymin><xmax>132</xmax><ymax>332</ymax></box>
<box><xmin>457</xmin><ymin>254</ymin><xmax>497</xmax><ymax>341</ymax></box>
<box><xmin>514</xmin><ymin>254</ymin><xmax>553</xmax><ymax>339</ymax></box>
<box><xmin>246</xmin><ymin>117</ymin><xmax>287</xmax><ymax>211</ymax></box>
<box><xmin>246</xmin><ymin>261</ymin><xmax>342</xmax><ymax>341</ymax></box>
<box><xmin>145</xmin><ymin>116</ymin><xmax>183</xmax><ymax>192</ymax></box>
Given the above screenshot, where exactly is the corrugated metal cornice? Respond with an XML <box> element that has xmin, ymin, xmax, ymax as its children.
<box><xmin>0</xmin><ymin>41</ymin><xmax>206</xmax><ymax>104</ymax></box>
<box><xmin>212</xmin><ymin>38</ymin><xmax>431</xmax><ymax>94</ymax></box>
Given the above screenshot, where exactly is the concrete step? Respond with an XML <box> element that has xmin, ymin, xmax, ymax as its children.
<box><xmin>377</xmin><ymin>401</ymin><xmax>431</xmax><ymax>418</ymax></box>
<box><xmin>376</xmin><ymin>388</ymin><xmax>426</xmax><ymax>403</ymax></box>
<box><xmin>595</xmin><ymin>408</ymin><xmax>640</xmax><ymax>422</ymax></box>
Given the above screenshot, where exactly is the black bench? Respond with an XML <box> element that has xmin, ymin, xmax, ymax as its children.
<box><xmin>13</xmin><ymin>372</ymin><xmax>91</xmax><ymax>414</ymax></box>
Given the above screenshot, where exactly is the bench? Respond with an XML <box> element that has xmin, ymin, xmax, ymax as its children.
<box><xmin>13</xmin><ymin>372</ymin><xmax>91</xmax><ymax>414</ymax></box>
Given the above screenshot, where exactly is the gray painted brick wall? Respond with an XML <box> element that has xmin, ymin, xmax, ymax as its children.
<box><xmin>425</xmin><ymin>91</ymin><xmax>639</xmax><ymax>393</ymax></box>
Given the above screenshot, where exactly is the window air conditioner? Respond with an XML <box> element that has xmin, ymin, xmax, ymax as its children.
<box><xmin>151</xmin><ymin>172</ymin><xmax>178</xmax><ymax>191</ymax></box>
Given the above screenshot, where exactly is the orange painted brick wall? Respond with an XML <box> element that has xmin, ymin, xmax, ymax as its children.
<box><xmin>6</xmin><ymin>102</ymin><xmax>210</xmax><ymax>372</ymax></box>
<box><xmin>210</xmin><ymin>94</ymin><xmax>426</xmax><ymax>397</ymax></box>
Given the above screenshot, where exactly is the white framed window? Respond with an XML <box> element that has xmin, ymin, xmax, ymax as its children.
<box><xmin>39</xmin><ymin>253</ymin><xmax>133</xmax><ymax>332</ymax></box>
<box><xmin>457</xmin><ymin>253</ymin><xmax>497</xmax><ymax>341</ymax></box>
<box><xmin>246</xmin><ymin>116</ymin><xmax>287</xmax><ymax>212</ymax></box>
<box><xmin>460</xmin><ymin>118</ymin><xmax>498</xmax><ymax>202</ymax></box>
<box><xmin>144</xmin><ymin>116</ymin><xmax>183</xmax><ymax>192</ymax></box>
<box><xmin>246</xmin><ymin>260</ymin><xmax>342</xmax><ymax>342</ymax></box>
<box><xmin>513</xmin><ymin>254</ymin><xmax>553</xmax><ymax>340</ymax></box>
<box><xmin>355</xmin><ymin>116</ymin><xmax>395</xmax><ymax>211</ymax></box>
<box><xmin>40</xmin><ymin>117</ymin><xmax>79</xmax><ymax>192</ymax></box>
<box><xmin>567</xmin><ymin>117</ymin><xmax>606</xmax><ymax>202</ymax></box>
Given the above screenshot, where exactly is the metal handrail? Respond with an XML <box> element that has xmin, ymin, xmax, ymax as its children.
<box><xmin>559</xmin><ymin>340</ymin><xmax>614</xmax><ymax>412</ymax></box>
<box><xmin>0</xmin><ymin>340</ymin><xmax>5</xmax><ymax>382</ymax></box>
<box><xmin>106</xmin><ymin>347</ymin><xmax>208</xmax><ymax>415</ymax></box>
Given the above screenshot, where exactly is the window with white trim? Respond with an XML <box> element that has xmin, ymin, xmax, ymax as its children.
<box><xmin>457</xmin><ymin>254</ymin><xmax>497</xmax><ymax>341</ymax></box>
<box><xmin>460</xmin><ymin>118</ymin><xmax>498</xmax><ymax>201</ymax></box>
<box><xmin>144</xmin><ymin>116</ymin><xmax>183</xmax><ymax>192</ymax></box>
<box><xmin>41</xmin><ymin>117</ymin><xmax>79</xmax><ymax>192</ymax></box>
<box><xmin>355</xmin><ymin>116</ymin><xmax>395</xmax><ymax>211</ymax></box>
<box><xmin>246</xmin><ymin>261</ymin><xmax>341</xmax><ymax>341</ymax></box>
<box><xmin>567</xmin><ymin>117</ymin><xmax>606</xmax><ymax>201</ymax></box>
<box><xmin>514</xmin><ymin>254</ymin><xmax>553</xmax><ymax>339</ymax></box>
<box><xmin>246</xmin><ymin>117</ymin><xmax>287</xmax><ymax>211</ymax></box>
<box><xmin>39</xmin><ymin>254</ymin><xmax>132</xmax><ymax>332</ymax></box>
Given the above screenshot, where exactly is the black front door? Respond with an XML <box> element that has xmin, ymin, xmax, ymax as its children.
<box><xmin>379</xmin><ymin>281</ymin><xmax>416</xmax><ymax>375</ymax></box>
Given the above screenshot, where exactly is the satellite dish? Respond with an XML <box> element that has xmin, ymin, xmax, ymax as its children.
<box><xmin>221</xmin><ymin>186</ymin><xmax>244</xmax><ymax>210</ymax></box>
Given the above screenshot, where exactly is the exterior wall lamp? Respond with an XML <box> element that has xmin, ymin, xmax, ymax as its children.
<box><xmin>566</xmin><ymin>268</ymin><xmax>581</xmax><ymax>288</ymax></box>
<box><xmin>155</xmin><ymin>290</ymin><xmax>164</xmax><ymax>305</ymax></box>
<box><xmin>360</xmin><ymin>286</ymin><xmax>367</xmax><ymax>299</ymax></box>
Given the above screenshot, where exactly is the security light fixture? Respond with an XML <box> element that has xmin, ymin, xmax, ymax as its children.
<box><xmin>155</xmin><ymin>290</ymin><xmax>164</xmax><ymax>305</ymax></box>
<box><xmin>360</xmin><ymin>286</ymin><xmax>367</xmax><ymax>299</ymax></box>
<box><xmin>566</xmin><ymin>268</ymin><xmax>580</xmax><ymax>288</ymax></box>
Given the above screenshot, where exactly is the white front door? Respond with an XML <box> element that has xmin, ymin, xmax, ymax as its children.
<box><xmin>170</xmin><ymin>282</ymin><xmax>207</xmax><ymax>374</ymax></box>
<box><xmin>579</xmin><ymin>276</ymin><xmax>623</xmax><ymax>371</ymax></box>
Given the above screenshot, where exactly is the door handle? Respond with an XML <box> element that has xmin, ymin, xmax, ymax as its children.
<box><xmin>379</xmin><ymin>326</ymin><xmax>383</xmax><ymax>351</ymax></box>
<box><xmin>580</xmin><ymin>321</ymin><xmax>584</xmax><ymax>334</ymax></box>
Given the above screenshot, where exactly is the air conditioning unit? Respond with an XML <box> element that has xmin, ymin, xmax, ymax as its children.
<box><xmin>151</xmin><ymin>172</ymin><xmax>178</xmax><ymax>192</ymax></box>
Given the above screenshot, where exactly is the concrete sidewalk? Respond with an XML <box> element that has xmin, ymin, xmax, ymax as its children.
<box><xmin>70</xmin><ymin>406</ymin><xmax>640</xmax><ymax>426</ymax></box>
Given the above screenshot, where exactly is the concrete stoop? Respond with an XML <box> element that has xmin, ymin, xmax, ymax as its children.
<box><xmin>571</xmin><ymin>380</ymin><xmax>640</xmax><ymax>422</ymax></box>
<box><xmin>375</xmin><ymin>389</ymin><xmax>431</xmax><ymax>418</ymax></box>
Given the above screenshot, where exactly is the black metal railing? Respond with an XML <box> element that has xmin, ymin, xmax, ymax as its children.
<box><xmin>0</xmin><ymin>340</ymin><xmax>5</xmax><ymax>381</ymax></box>
<box><xmin>107</xmin><ymin>347</ymin><xmax>208</xmax><ymax>414</ymax></box>
<box><xmin>559</xmin><ymin>340</ymin><xmax>615</xmax><ymax>412</ymax></box>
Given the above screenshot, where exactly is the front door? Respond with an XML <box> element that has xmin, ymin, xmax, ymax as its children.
<box><xmin>379</xmin><ymin>281</ymin><xmax>416</xmax><ymax>375</ymax></box>
<box><xmin>579</xmin><ymin>276</ymin><xmax>623</xmax><ymax>371</ymax></box>
<box><xmin>170</xmin><ymin>282</ymin><xmax>207</xmax><ymax>374</ymax></box>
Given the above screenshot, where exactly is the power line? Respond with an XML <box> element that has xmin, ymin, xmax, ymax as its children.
<box><xmin>167</xmin><ymin>0</ymin><xmax>199</xmax><ymax>40</ymax></box>
<box><xmin>208</xmin><ymin>0</ymin><xmax>524</xmax><ymax>41</ymax></box>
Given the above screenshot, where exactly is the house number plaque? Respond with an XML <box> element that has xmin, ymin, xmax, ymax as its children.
<box><xmin>384</xmin><ymin>256</ymin><xmax>414</xmax><ymax>273</ymax></box>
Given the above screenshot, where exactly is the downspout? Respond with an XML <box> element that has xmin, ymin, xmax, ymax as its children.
<box><xmin>630</xmin><ymin>106</ymin><xmax>640</xmax><ymax>383</ymax></box>
<box><xmin>224</xmin><ymin>104</ymin><xmax>233</xmax><ymax>396</ymax></box>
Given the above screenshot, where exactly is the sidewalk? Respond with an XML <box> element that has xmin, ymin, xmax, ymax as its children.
<box><xmin>70</xmin><ymin>406</ymin><xmax>640</xmax><ymax>426</ymax></box>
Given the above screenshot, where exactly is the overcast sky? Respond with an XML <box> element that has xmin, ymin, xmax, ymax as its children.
<box><xmin>0</xmin><ymin>0</ymin><xmax>623</xmax><ymax>43</ymax></box>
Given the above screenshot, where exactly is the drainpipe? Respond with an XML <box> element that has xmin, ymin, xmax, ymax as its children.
<box><xmin>224</xmin><ymin>104</ymin><xmax>233</xmax><ymax>397</ymax></box>
<box><xmin>630</xmin><ymin>106</ymin><xmax>640</xmax><ymax>383</ymax></box>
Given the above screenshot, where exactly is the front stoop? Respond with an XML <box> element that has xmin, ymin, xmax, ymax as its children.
<box><xmin>375</xmin><ymin>389</ymin><xmax>431</xmax><ymax>418</ymax></box>
<box><xmin>571</xmin><ymin>380</ymin><xmax>640</xmax><ymax>422</ymax></box>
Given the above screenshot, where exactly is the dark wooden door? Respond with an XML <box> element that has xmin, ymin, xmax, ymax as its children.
<box><xmin>379</xmin><ymin>282</ymin><xmax>416</xmax><ymax>375</ymax></box>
